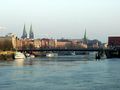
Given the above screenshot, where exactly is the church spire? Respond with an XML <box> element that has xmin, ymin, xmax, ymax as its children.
<box><xmin>21</xmin><ymin>24</ymin><xmax>27</xmax><ymax>39</ymax></box>
<box><xmin>29</xmin><ymin>24</ymin><xmax>34</xmax><ymax>39</ymax></box>
<box><xmin>83</xmin><ymin>28</ymin><xmax>87</xmax><ymax>44</ymax></box>
<box><xmin>84</xmin><ymin>28</ymin><xmax>87</xmax><ymax>40</ymax></box>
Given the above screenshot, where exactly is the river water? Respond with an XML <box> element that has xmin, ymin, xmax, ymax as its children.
<box><xmin>0</xmin><ymin>54</ymin><xmax>120</xmax><ymax>90</ymax></box>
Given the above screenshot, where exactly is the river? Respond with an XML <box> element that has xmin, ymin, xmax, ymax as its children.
<box><xmin>0</xmin><ymin>54</ymin><xmax>120</xmax><ymax>90</ymax></box>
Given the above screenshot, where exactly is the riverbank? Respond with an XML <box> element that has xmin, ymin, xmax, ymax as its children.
<box><xmin>0</xmin><ymin>51</ymin><xmax>15</xmax><ymax>61</ymax></box>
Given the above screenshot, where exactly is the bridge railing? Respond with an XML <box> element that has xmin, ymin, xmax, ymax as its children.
<box><xmin>18</xmin><ymin>48</ymin><xmax>108</xmax><ymax>52</ymax></box>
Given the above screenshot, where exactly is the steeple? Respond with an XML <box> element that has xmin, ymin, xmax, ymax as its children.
<box><xmin>29</xmin><ymin>24</ymin><xmax>34</xmax><ymax>39</ymax></box>
<box><xmin>83</xmin><ymin>28</ymin><xmax>87</xmax><ymax>44</ymax></box>
<box><xmin>84</xmin><ymin>28</ymin><xmax>87</xmax><ymax>41</ymax></box>
<box><xmin>21</xmin><ymin>24</ymin><xmax>27</xmax><ymax>39</ymax></box>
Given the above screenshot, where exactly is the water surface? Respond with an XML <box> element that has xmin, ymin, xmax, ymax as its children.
<box><xmin>0</xmin><ymin>55</ymin><xmax>120</xmax><ymax>90</ymax></box>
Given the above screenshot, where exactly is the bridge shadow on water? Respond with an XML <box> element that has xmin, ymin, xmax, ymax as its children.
<box><xmin>12</xmin><ymin>53</ymin><xmax>107</xmax><ymax>67</ymax></box>
<box><xmin>21</xmin><ymin>51</ymin><xmax>107</xmax><ymax>66</ymax></box>
<box><xmin>22</xmin><ymin>55</ymin><xmax>107</xmax><ymax>67</ymax></box>
<box><xmin>27</xmin><ymin>54</ymin><xmax>98</xmax><ymax>62</ymax></box>
<box><xmin>44</xmin><ymin>55</ymin><xmax>95</xmax><ymax>62</ymax></box>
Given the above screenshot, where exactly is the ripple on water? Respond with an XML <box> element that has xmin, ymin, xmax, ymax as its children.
<box><xmin>0</xmin><ymin>56</ymin><xmax>120</xmax><ymax>90</ymax></box>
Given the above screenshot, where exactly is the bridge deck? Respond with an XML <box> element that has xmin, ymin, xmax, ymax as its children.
<box><xmin>18</xmin><ymin>48</ymin><xmax>112</xmax><ymax>52</ymax></box>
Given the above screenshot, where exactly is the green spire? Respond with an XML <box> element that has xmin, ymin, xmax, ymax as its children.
<box><xmin>84</xmin><ymin>28</ymin><xmax>87</xmax><ymax>40</ymax></box>
<box><xmin>83</xmin><ymin>28</ymin><xmax>87</xmax><ymax>43</ymax></box>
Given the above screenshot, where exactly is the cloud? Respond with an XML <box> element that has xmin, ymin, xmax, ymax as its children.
<box><xmin>0</xmin><ymin>26</ymin><xmax>7</xmax><ymax>30</ymax></box>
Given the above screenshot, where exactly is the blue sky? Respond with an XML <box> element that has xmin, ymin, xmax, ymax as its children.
<box><xmin>0</xmin><ymin>0</ymin><xmax>120</xmax><ymax>42</ymax></box>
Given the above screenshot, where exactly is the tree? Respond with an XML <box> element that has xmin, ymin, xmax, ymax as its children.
<box><xmin>3</xmin><ymin>39</ymin><xmax>13</xmax><ymax>50</ymax></box>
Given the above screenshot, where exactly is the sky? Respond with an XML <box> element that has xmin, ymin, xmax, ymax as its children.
<box><xmin>0</xmin><ymin>0</ymin><xmax>120</xmax><ymax>42</ymax></box>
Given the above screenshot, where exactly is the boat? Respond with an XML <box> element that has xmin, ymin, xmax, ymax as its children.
<box><xmin>25</xmin><ymin>53</ymin><xmax>35</xmax><ymax>58</ymax></box>
<box><xmin>25</xmin><ymin>53</ymin><xmax>30</xmax><ymax>57</ymax></box>
<box><xmin>46</xmin><ymin>52</ymin><xmax>58</xmax><ymax>57</ymax></box>
<box><xmin>29</xmin><ymin>54</ymin><xmax>35</xmax><ymax>58</ymax></box>
<box><xmin>14</xmin><ymin>52</ymin><xmax>26</xmax><ymax>59</ymax></box>
<box><xmin>71</xmin><ymin>51</ymin><xmax>76</xmax><ymax>55</ymax></box>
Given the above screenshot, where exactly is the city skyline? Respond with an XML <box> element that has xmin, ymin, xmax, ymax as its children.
<box><xmin>0</xmin><ymin>0</ymin><xmax>120</xmax><ymax>43</ymax></box>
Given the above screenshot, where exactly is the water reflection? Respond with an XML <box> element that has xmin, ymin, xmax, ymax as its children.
<box><xmin>14</xmin><ymin>59</ymin><xmax>24</xmax><ymax>66</ymax></box>
<box><xmin>0</xmin><ymin>55</ymin><xmax>120</xmax><ymax>90</ymax></box>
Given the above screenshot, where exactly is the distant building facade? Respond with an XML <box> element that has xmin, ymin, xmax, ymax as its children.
<box><xmin>33</xmin><ymin>39</ymin><xmax>41</xmax><ymax>48</ymax></box>
<box><xmin>40</xmin><ymin>38</ymin><xmax>55</xmax><ymax>48</ymax></box>
<box><xmin>0</xmin><ymin>33</ymin><xmax>18</xmax><ymax>50</ymax></box>
<box><xmin>56</xmin><ymin>39</ymin><xmax>72</xmax><ymax>48</ymax></box>
<box><xmin>108</xmin><ymin>36</ymin><xmax>120</xmax><ymax>47</ymax></box>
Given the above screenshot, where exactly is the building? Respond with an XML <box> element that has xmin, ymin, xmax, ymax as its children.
<box><xmin>33</xmin><ymin>39</ymin><xmax>41</xmax><ymax>48</ymax></box>
<box><xmin>40</xmin><ymin>38</ymin><xmax>55</xmax><ymax>48</ymax></box>
<box><xmin>29</xmin><ymin>24</ymin><xmax>34</xmax><ymax>39</ymax></box>
<box><xmin>102</xmin><ymin>43</ymin><xmax>108</xmax><ymax>48</ymax></box>
<box><xmin>56</xmin><ymin>39</ymin><xmax>72</xmax><ymax>48</ymax></box>
<box><xmin>16</xmin><ymin>38</ymin><xmax>22</xmax><ymax>49</ymax></box>
<box><xmin>21</xmin><ymin>38</ymin><xmax>34</xmax><ymax>49</ymax></box>
<box><xmin>21</xmin><ymin>24</ymin><xmax>34</xmax><ymax>39</ymax></box>
<box><xmin>87</xmin><ymin>39</ymin><xmax>101</xmax><ymax>48</ymax></box>
<box><xmin>19</xmin><ymin>38</ymin><xmax>55</xmax><ymax>49</ymax></box>
<box><xmin>108</xmin><ymin>36</ymin><xmax>120</xmax><ymax>47</ymax></box>
<box><xmin>0</xmin><ymin>33</ymin><xmax>18</xmax><ymax>50</ymax></box>
<box><xmin>21</xmin><ymin>24</ymin><xmax>27</xmax><ymax>39</ymax></box>
<box><xmin>92</xmin><ymin>42</ymin><xmax>99</xmax><ymax>48</ymax></box>
<box><xmin>106</xmin><ymin>36</ymin><xmax>120</xmax><ymax>58</ymax></box>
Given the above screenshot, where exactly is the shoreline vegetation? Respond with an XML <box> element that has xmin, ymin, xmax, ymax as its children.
<box><xmin>0</xmin><ymin>51</ymin><xmax>15</xmax><ymax>61</ymax></box>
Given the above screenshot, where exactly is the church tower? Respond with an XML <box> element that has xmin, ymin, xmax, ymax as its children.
<box><xmin>83</xmin><ymin>28</ymin><xmax>87</xmax><ymax>44</ymax></box>
<box><xmin>29</xmin><ymin>24</ymin><xmax>34</xmax><ymax>39</ymax></box>
<box><xmin>21</xmin><ymin>24</ymin><xmax>27</xmax><ymax>39</ymax></box>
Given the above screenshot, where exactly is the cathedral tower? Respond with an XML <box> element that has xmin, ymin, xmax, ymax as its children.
<box><xmin>29</xmin><ymin>24</ymin><xmax>34</xmax><ymax>39</ymax></box>
<box><xmin>21</xmin><ymin>24</ymin><xmax>27</xmax><ymax>39</ymax></box>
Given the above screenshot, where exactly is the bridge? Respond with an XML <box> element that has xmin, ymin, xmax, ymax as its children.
<box><xmin>18</xmin><ymin>48</ymin><xmax>120</xmax><ymax>59</ymax></box>
<box><xmin>18</xmin><ymin>48</ymin><xmax>114</xmax><ymax>52</ymax></box>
